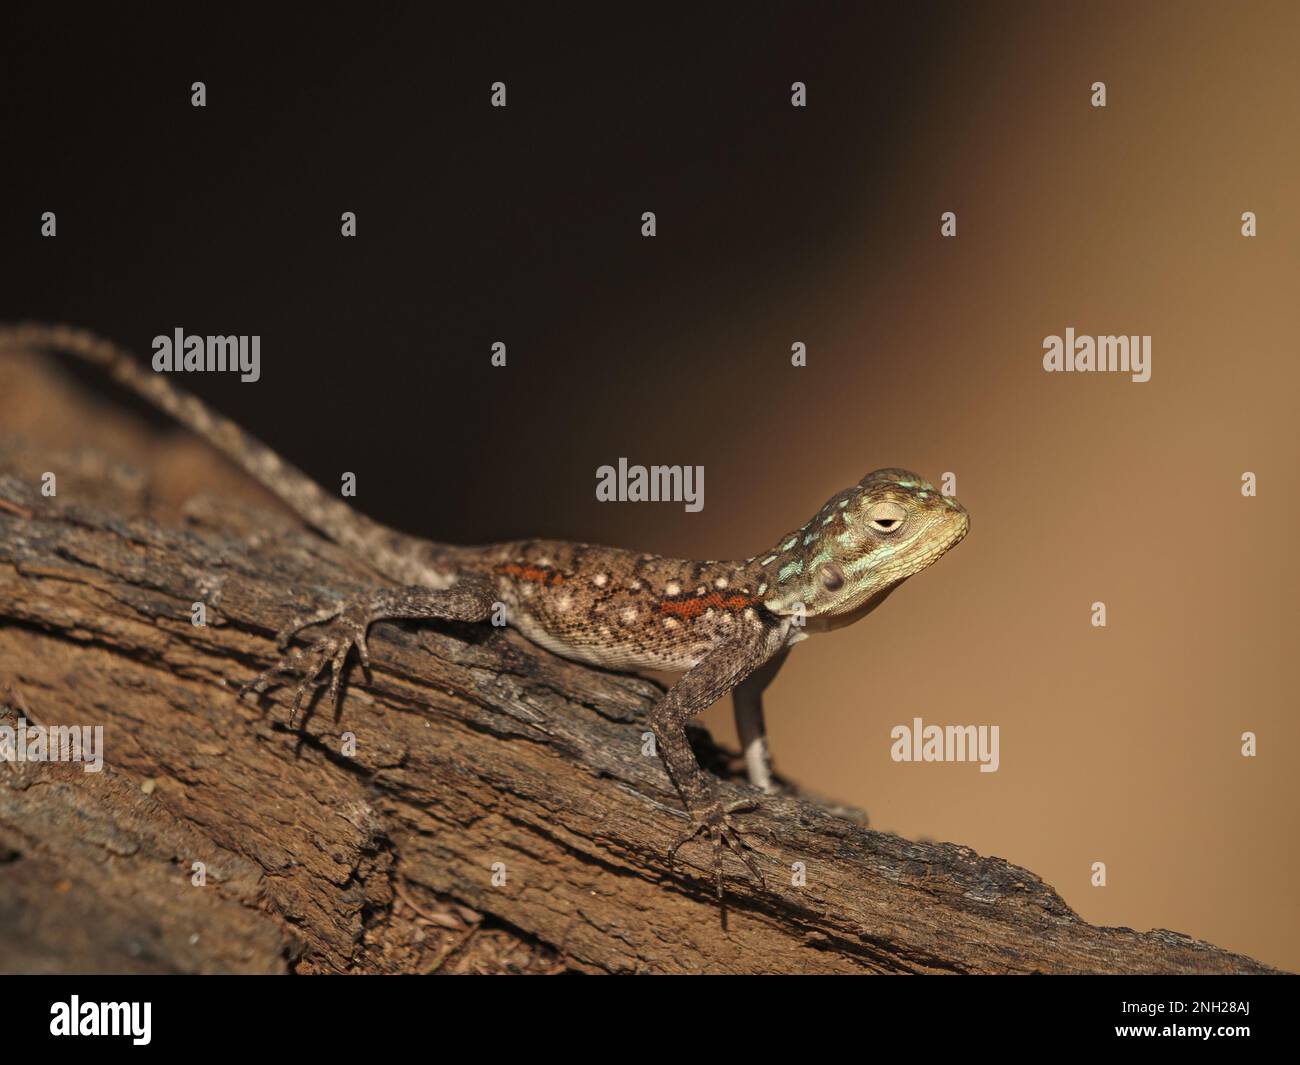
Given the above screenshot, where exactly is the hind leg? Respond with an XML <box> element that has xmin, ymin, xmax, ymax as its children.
<box><xmin>241</xmin><ymin>575</ymin><xmax>495</xmax><ymax>724</ymax></box>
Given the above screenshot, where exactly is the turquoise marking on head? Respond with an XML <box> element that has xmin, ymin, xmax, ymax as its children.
<box><xmin>848</xmin><ymin>543</ymin><xmax>896</xmax><ymax>573</ymax></box>
<box><xmin>777</xmin><ymin>558</ymin><xmax>804</xmax><ymax>582</ymax></box>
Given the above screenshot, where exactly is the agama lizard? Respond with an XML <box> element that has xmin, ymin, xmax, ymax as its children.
<box><xmin>1</xmin><ymin>323</ymin><xmax>970</xmax><ymax>897</ymax></box>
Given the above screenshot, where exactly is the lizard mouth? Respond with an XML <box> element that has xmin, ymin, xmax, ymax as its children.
<box><xmin>906</xmin><ymin>512</ymin><xmax>970</xmax><ymax>574</ymax></box>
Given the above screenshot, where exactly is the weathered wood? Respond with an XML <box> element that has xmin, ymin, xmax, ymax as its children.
<box><xmin>0</xmin><ymin>467</ymin><xmax>1278</xmax><ymax>975</ymax></box>
<box><xmin>0</xmin><ymin>344</ymin><xmax>1278</xmax><ymax>975</ymax></box>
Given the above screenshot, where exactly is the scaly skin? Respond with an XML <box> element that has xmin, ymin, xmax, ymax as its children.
<box><xmin>1</xmin><ymin>323</ymin><xmax>970</xmax><ymax>899</ymax></box>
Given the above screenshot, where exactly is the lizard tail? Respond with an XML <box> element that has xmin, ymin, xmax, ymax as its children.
<box><xmin>0</xmin><ymin>322</ymin><xmax>455</xmax><ymax>585</ymax></box>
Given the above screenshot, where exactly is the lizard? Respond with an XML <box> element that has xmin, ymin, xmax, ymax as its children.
<box><xmin>0</xmin><ymin>322</ymin><xmax>970</xmax><ymax>898</ymax></box>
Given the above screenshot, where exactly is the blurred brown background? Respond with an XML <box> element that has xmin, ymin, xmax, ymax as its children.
<box><xmin>2</xmin><ymin>2</ymin><xmax>1296</xmax><ymax>968</ymax></box>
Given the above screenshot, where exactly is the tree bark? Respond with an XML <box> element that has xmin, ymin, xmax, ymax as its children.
<box><xmin>0</xmin><ymin>468</ymin><xmax>1278</xmax><ymax>975</ymax></box>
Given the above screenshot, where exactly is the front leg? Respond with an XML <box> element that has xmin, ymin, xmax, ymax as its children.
<box><xmin>649</xmin><ymin>622</ymin><xmax>787</xmax><ymax>898</ymax></box>
<box><xmin>732</xmin><ymin>645</ymin><xmax>790</xmax><ymax>793</ymax></box>
<box><xmin>241</xmin><ymin>575</ymin><xmax>495</xmax><ymax>724</ymax></box>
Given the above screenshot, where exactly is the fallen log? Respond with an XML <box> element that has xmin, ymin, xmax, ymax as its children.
<box><xmin>0</xmin><ymin>475</ymin><xmax>1277</xmax><ymax>974</ymax></box>
<box><xmin>0</xmin><ymin>349</ymin><xmax>1277</xmax><ymax>974</ymax></box>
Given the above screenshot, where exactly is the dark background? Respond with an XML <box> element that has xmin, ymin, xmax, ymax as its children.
<box><xmin>1</xmin><ymin>3</ymin><xmax>951</xmax><ymax>544</ymax></box>
<box><xmin>3</xmin><ymin>3</ymin><xmax>1297</xmax><ymax>969</ymax></box>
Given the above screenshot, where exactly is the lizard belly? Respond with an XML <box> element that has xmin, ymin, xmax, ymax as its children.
<box><xmin>511</xmin><ymin>608</ymin><xmax>704</xmax><ymax>673</ymax></box>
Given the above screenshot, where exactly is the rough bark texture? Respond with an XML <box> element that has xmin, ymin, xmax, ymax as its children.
<box><xmin>0</xmin><ymin>354</ymin><xmax>1279</xmax><ymax>975</ymax></box>
<box><xmin>0</xmin><ymin>487</ymin><xmax>1281</xmax><ymax>975</ymax></box>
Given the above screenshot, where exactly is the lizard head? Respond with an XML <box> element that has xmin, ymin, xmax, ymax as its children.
<box><xmin>759</xmin><ymin>468</ymin><xmax>969</xmax><ymax>625</ymax></box>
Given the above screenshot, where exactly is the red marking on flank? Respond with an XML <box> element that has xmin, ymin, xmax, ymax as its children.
<box><xmin>496</xmin><ymin>562</ymin><xmax>565</xmax><ymax>587</ymax></box>
<box><xmin>659</xmin><ymin>592</ymin><xmax>756</xmax><ymax>620</ymax></box>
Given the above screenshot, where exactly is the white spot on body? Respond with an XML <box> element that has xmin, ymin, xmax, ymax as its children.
<box><xmin>714</xmin><ymin>577</ymin><xmax>729</xmax><ymax>589</ymax></box>
<box><xmin>621</xmin><ymin>607</ymin><xmax>638</xmax><ymax>624</ymax></box>
<box><xmin>665</xmin><ymin>581</ymin><xmax>681</xmax><ymax>596</ymax></box>
<box><xmin>592</xmin><ymin>573</ymin><xmax>608</xmax><ymax>587</ymax></box>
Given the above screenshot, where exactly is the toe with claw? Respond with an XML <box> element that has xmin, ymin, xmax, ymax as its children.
<box><xmin>669</xmin><ymin>796</ymin><xmax>769</xmax><ymax>899</ymax></box>
<box><xmin>239</xmin><ymin>599</ymin><xmax>376</xmax><ymax>727</ymax></box>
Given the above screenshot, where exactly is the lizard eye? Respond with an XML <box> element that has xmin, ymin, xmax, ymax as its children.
<box><xmin>819</xmin><ymin>563</ymin><xmax>845</xmax><ymax>592</ymax></box>
<box><xmin>866</xmin><ymin>501</ymin><xmax>907</xmax><ymax>534</ymax></box>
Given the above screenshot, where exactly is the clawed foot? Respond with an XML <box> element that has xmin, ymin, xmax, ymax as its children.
<box><xmin>668</xmin><ymin>797</ymin><xmax>770</xmax><ymax>899</ymax></box>
<box><xmin>239</xmin><ymin>599</ymin><xmax>374</xmax><ymax>726</ymax></box>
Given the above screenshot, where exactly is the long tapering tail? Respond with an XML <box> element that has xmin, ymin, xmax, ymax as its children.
<box><xmin>0</xmin><ymin>322</ymin><xmax>453</xmax><ymax>586</ymax></box>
